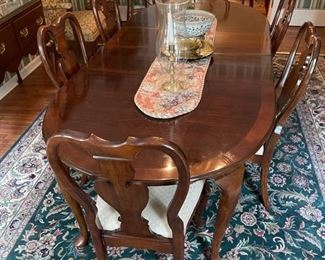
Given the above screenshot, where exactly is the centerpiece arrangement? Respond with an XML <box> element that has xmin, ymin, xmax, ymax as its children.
<box><xmin>134</xmin><ymin>0</ymin><xmax>217</xmax><ymax>119</ymax></box>
<box><xmin>156</xmin><ymin>0</ymin><xmax>215</xmax><ymax>92</ymax></box>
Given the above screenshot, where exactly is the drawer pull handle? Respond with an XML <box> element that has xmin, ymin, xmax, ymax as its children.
<box><xmin>0</xmin><ymin>42</ymin><xmax>5</xmax><ymax>55</ymax></box>
<box><xmin>36</xmin><ymin>16</ymin><xmax>43</xmax><ymax>26</ymax></box>
<box><xmin>19</xmin><ymin>27</ymin><xmax>29</xmax><ymax>38</ymax></box>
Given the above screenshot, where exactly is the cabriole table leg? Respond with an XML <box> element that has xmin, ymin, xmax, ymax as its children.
<box><xmin>210</xmin><ymin>164</ymin><xmax>245</xmax><ymax>259</ymax></box>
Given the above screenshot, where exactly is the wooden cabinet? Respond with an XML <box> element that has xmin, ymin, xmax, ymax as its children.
<box><xmin>0</xmin><ymin>25</ymin><xmax>20</xmax><ymax>69</ymax></box>
<box><xmin>0</xmin><ymin>0</ymin><xmax>44</xmax><ymax>84</ymax></box>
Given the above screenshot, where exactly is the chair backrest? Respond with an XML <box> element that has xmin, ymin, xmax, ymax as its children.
<box><xmin>275</xmin><ymin>21</ymin><xmax>321</xmax><ymax>127</ymax></box>
<box><xmin>92</xmin><ymin>0</ymin><xmax>121</xmax><ymax>43</ymax></box>
<box><xmin>270</xmin><ymin>0</ymin><xmax>297</xmax><ymax>57</ymax></box>
<box><xmin>37</xmin><ymin>12</ymin><xmax>88</xmax><ymax>89</ymax></box>
<box><xmin>46</xmin><ymin>130</ymin><xmax>191</xmax><ymax>258</ymax></box>
<box><xmin>126</xmin><ymin>0</ymin><xmax>154</xmax><ymax>21</ymax></box>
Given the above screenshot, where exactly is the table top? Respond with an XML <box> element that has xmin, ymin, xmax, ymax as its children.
<box><xmin>43</xmin><ymin>0</ymin><xmax>275</xmax><ymax>184</ymax></box>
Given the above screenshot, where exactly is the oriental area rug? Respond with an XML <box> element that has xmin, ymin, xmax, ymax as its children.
<box><xmin>0</xmin><ymin>55</ymin><xmax>324</xmax><ymax>259</ymax></box>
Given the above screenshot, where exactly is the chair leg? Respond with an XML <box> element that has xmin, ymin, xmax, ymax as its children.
<box><xmin>265</xmin><ymin>0</ymin><xmax>270</xmax><ymax>14</ymax></box>
<box><xmin>249</xmin><ymin>0</ymin><xmax>254</xmax><ymax>7</ymax></box>
<box><xmin>241</xmin><ymin>0</ymin><xmax>245</xmax><ymax>4</ymax></box>
<box><xmin>260</xmin><ymin>134</ymin><xmax>280</xmax><ymax>210</ymax></box>
<box><xmin>210</xmin><ymin>165</ymin><xmax>245</xmax><ymax>259</ymax></box>
<box><xmin>193</xmin><ymin>181</ymin><xmax>210</xmax><ymax>227</ymax></box>
<box><xmin>88</xmin><ymin>221</ymin><xmax>107</xmax><ymax>260</ymax></box>
<box><xmin>80</xmin><ymin>173</ymin><xmax>89</xmax><ymax>185</ymax></box>
<box><xmin>59</xmin><ymin>183</ymin><xmax>89</xmax><ymax>248</ymax></box>
<box><xmin>172</xmin><ymin>233</ymin><xmax>184</xmax><ymax>260</ymax></box>
<box><xmin>127</xmin><ymin>0</ymin><xmax>132</xmax><ymax>20</ymax></box>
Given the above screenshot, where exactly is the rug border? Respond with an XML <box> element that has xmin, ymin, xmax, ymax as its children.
<box><xmin>296</xmin><ymin>56</ymin><xmax>325</xmax><ymax>200</ymax></box>
<box><xmin>0</xmin><ymin>108</ymin><xmax>46</xmax><ymax>164</ymax></box>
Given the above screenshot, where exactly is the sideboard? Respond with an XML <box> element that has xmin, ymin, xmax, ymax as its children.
<box><xmin>0</xmin><ymin>0</ymin><xmax>44</xmax><ymax>84</ymax></box>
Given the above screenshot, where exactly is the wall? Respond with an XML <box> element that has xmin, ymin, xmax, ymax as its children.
<box><xmin>296</xmin><ymin>0</ymin><xmax>325</xmax><ymax>9</ymax></box>
<box><xmin>268</xmin><ymin>0</ymin><xmax>325</xmax><ymax>26</ymax></box>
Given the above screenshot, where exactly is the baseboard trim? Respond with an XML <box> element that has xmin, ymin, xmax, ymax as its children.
<box><xmin>0</xmin><ymin>56</ymin><xmax>41</xmax><ymax>101</ymax></box>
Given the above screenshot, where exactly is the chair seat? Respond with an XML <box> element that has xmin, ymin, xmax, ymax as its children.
<box><xmin>65</xmin><ymin>10</ymin><xmax>106</xmax><ymax>42</ymax></box>
<box><xmin>96</xmin><ymin>180</ymin><xmax>205</xmax><ymax>238</ymax></box>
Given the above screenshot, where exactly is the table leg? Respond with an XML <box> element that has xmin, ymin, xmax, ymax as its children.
<box><xmin>265</xmin><ymin>0</ymin><xmax>270</xmax><ymax>14</ymax></box>
<box><xmin>210</xmin><ymin>165</ymin><xmax>245</xmax><ymax>259</ymax></box>
<box><xmin>193</xmin><ymin>181</ymin><xmax>210</xmax><ymax>227</ymax></box>
<box><xmin>58</xmin><ymin>180</ymin><xmax>89</xmax><ymax>248</ymax></box>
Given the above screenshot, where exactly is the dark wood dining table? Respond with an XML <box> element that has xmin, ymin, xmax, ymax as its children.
<box><xmin>43</xmin><ymin>0</ymin><xmax>275</xmax><ymax>258</ymax></box>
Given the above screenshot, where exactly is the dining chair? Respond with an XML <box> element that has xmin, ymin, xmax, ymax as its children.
<box><xmin>250</xmin><ymin>21</ymin><xmax>321</xmax><ymax>209</ymax></box>
<box><xmin>264</xmin><ymin>0</ymin><xmax>270</xmax><ymax>14</ymax></box>
<box><xmin>270</xmin><ymin>0</ymin><xmax>297</xmax><ymax>57</ymax></box>
<box><xmin>42</xmin><ymin>0</ymin><xmax>121</xmax><ymax>50</ymax></box>
<box><xmin>126</xmin><ymin>0</ymin><xmax>155</xmax><ymax>21</ymax></box>
<box><xmin>92</xmin><ymin>0</ymin><xmax>122</xmax><ymax>43</ymax></box>
<box><xmin>37</xmin><ymin>12</ymin><xmax>88</xmax><ymax>89</ymax></box>
<box><xmin>46</xmin><ymin>129</ymin><xmax>207</xmax><ymax>260</ymax></box>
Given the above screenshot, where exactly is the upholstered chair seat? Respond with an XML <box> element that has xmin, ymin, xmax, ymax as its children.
<box><xmin>65</xmin><ymin>10</ymin><xmax>106</xmax><ymax>42</ymax></box>
<box><xmin>42</xmin><ymin>1</ymin><xmax>72</xmax><ymax>25</ymax></box>
<box><xmin>42</xmin><ymin>0</ymin><xmax>120</xmax><ymax>46</ymax></box>
<box><xmin>96</xmin><ymin>180</ymin><xmax>205</xmax><ymax>238</ymax></box>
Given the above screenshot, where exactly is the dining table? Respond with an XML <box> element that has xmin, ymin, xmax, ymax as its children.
<box><xmin>42</xmin><ymin>0</ymin><xmax>275</xmax><ymax>258</ymax></box>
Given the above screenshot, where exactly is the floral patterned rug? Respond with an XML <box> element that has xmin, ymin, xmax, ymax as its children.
<box><xmin>0</xmin><ymin>55</ymin><xmax>324</xmax><ymax>259</ymax></box>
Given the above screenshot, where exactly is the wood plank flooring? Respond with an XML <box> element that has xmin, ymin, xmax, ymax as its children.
<box><xmin>0</xmin><ymin>66</ymin><xmax>56</xmax><ymax>156</ymax></box>
<box><xmin>0</xmin><ymin>21</ymin><xmax>324</xmax><ymax>157</ymax></box>
<box><xmin>279</xmin><ymin>27</ymin><xmax>325</xmax><ymax>54</ymax></box>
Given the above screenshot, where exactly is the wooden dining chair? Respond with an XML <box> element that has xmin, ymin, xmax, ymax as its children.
<box><xmin>37</xmin><ymin>12</ymin><xmax>88</xmax><ymax>89</ymax></box>
<box><xmin>250</xmin><ymin>21</ymin><xmax>321</xmax><ymax>209</ymax></box>
<box><xmin>92</xmin><ymin>0</ymin><xmax>121</xmax><ymax>43</ymax></box>
<box><xmin>46</xmin><ymin>130</ymin><xmax>207</xmax><ymax>260</ymax></box>
<box><xmin>42</xmin><ymin>0</ymin><xmax>121</xmax><ymax>48</ymax></box>
<box><xmin>270</xmin><ymin>0</ymin><xmax>297</xmax><ymax>57</ymax></box>
<box><xmin>126</xmin><ymin>0</ymin><xmax>155</xmax><ymax>21</ymax></box>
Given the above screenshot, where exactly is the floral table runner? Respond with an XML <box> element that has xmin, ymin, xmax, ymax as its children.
<box><xmin>134</xmin><ymin>20</ymin><xmax>217</xmax><ymax>119</ymax></box>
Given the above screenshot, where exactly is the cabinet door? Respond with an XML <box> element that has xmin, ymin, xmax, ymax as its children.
<box><xmin>13</xmin><ymin>5</ymin><xmax>44</xmax><ymax>55</ymax></box>
<box><xmin>0</xmin><ymin>24</ymin><xmax>21</xmax><ymax>82</ymax></box>
<box><xmin>0</xmin><ymin>25</ymin><xmax>20</xmax><ymax>64</ymax></box>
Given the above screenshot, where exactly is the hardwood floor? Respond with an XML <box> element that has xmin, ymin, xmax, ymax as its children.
<box><xmin>279</xmin><ymin>27</ymin><xmax>325</xmax><ymax>54</ymax></box>
<box><xmin>0</xmin><ymin>22</ymin><xmax>324</xmax><ymax>157</ymax></box>
<box><xmin>0</xmin><ymin>66</ymin><xmax>56</xmax><ymax>156</ymax></box>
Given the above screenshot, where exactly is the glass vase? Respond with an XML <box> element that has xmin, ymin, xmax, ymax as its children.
<box><xmin>156</xmin><ymin>0</ymin><xmax>190</xmax><ymax>93</ymax></box>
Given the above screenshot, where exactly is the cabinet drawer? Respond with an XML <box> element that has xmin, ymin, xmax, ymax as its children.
<box><xmin>13</xmin><ymin>5</ymin><xmax>44</xmax><ymax>51</ymax></box>
<box><xmin>0</xmin><ymin>25</ymin><xmax>20</xmax><ymax>66</ymax></box>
